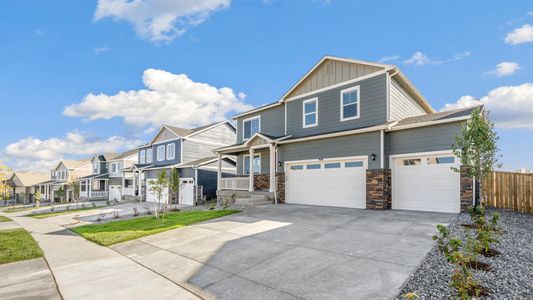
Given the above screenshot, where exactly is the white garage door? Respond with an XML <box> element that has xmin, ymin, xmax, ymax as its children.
<box><xmin>146</xmin><ymin>178</ymin><xmax>195</xmax><ymax>206</ymax></box>
<box><xmin>392</xmin><ymin>152</ymin><xmax>461</xmax><ymax>213</ymax></box>
<box><xmin>285</xmin><ymin>157</ymin><xmax>367</xmax><ymax>208</ymax></box>
<box><xmin>109</xmin><ymin>185</ymin><xmax>122</xmax><ymax>201</ymax></box>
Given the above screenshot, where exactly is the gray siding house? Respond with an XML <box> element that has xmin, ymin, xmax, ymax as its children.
<box><xmin>131</xmin><ymin>121</ymin><xmax>236</xmax><ymax>205</ymax></box>
<box><xmin>78</xmin><ymin>153</ymin><xmax>119</xmax><ymax>200</ymax></box>
<box><xmin>215</xmin><ymin>56</ymin><xmax>477</xmax><ymax>213</ymax></box>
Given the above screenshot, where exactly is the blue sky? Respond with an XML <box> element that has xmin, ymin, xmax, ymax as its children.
<box><xmin>0</xmin><ymin>0</ymin><xmax>532</xmax><ymax>172</ymax></box>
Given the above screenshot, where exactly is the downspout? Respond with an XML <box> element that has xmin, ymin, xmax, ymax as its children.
<box><xmin>194</xmin><ymin>166</ymin><xmax>198</xmax><ymax>205</ymax></box>
<box><xmin>274</xmin><ymin>144</ymin><xmax>278</xmax><ymax>205</ymax></box>
<box><xmin>380</xmin><ymin>129</ymin><xmax>385</xmax><ymax>169</ymax></box>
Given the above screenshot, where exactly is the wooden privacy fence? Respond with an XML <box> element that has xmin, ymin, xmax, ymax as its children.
<box><xmin>482</xmin><ymin>171</ymin><xmax>533</xmax><ymax>214</ymax></box>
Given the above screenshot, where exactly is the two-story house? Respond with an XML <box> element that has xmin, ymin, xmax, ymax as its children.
<box><xmin>215</xmin><ymin>56</ymin><xmax>478</xmax><ymax>213</ymax></box>
<box><xmin>106</xmin><ymin>149</ymin><xmax>138</xmax><ymax>201</ymax></box>
<box><xmin>35</xmin><ymin>158</ymin><xmax>93</xmax><ymax>202</ymax></box>
<box><xmin>132</xmin><ymin>121</ymin><xmax>236</xmax><ymax>205</ymax></box>
<box><xmin>78</xmin><ymin>153</ymin><xmax>118</xmax><ymax>200</ymax></box>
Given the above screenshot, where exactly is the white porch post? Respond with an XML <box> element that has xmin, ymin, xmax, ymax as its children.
<box><xmin>249</xmin><ymin>148</ymin><xmax>254</xmax><ymax>192</ymax></box>
<box><xmin>217</xmin><ymin>153</ymin><xmax>222</xmax><ymax>192</ymax></box>
<box><xmin>269</xmin><ymin>144</ymin><xmax>275</xmax><ymax>193</ymax></box>
<box><xmin>88</xmin><ymin>179</ymin><xmax>92</xmax><ymax>198</ymax></box>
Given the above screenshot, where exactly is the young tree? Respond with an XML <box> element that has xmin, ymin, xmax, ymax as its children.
<box><xmin>168</xmin><ymin>168</ymin><xmax>180</xmax><ymax>209</ymax></box>
<box><xmin>0</xmin><ymin>163</ymin><xmax>11</xmax><ymax>201</ymax></box>
<box><xmin>148</xmin><ymin>170</ymin><xmax>168</xmax><ymax>219</ymax></box>
<box><xmin>56</xmin><ymin>187</ymin><xmax>66</xmax><ymax>203</ymax></box>
<box><xmin>67</xmin><ymin>177</ymin><xmax>80</xmax><ymax>203</ymax></box>
<box><xmin>453</xmin><ymin>107</ymin><xmax>501</xmax><ymax>206</ymax></box>
<box><xmin>34</xmin><ymin>190</ymin><xmax>42</xmax><ymax>207</ymax></box>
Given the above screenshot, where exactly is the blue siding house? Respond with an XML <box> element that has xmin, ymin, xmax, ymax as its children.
<box><xmin>215</xmin><ymin>56</ymin><xmax>477</xmax><ymax>213</ymax></box>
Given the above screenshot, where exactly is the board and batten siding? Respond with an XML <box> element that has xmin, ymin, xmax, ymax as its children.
<box><xmin>153</xmin><ymin>128</ymin><xmax>178</xmax><ymax>143</ymax></box>
<box><xmin>278</xmin><ymin>131</ymin><xmax>382</xmax><ymax>171</ymax></box>
<box><xmin>286</xmin><ymin>73</ymin><xmax>388</xmax><ymax>138</ymax></box>
<box><xmin>389</xmin><ymin>78</ymin><xmax>426</xmax><ymax>121</ymax></box>
<box><xmin>188</xmin><ymin>123</ymin><xmax>236</xmax><ymax>145</ymax></box>
<box><xmin>385</xmin><ymin>122</ymin><xmax>464</xmax><ymax>168</ymax></box>
<box><xmin>286</xmin><ymin>59</ymin><xmax>383</xmax><ymax>99</ymax></box>
<box><xmin>236</xmin><ymin>104</ymin><xmax>285</xmax><ymax>144</ymax></box>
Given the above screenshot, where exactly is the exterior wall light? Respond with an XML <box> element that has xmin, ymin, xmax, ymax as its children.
<box><xmin>371</xmin><ymin>154</ymin><xmax>376</xmax><ymax>161</ymax></box>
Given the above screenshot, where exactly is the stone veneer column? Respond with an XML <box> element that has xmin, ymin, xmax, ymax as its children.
<box><xmin>276</xmin><ymin>172</ymin><xmax>285</xmax><ymax>203</ymax></box>
<box><xmin>460</xmin><ymin>166</ymin><xmax>474</xmax><ymax>211</ymax></box>
<box><xmin>253</xmin><ymin>174</ymin><xmax>270</xmax><ymax>191</ymax></box>
<box><xmin>366</xmin><ymin>169</ymin><xmax>391</xmax><ymax>209</ymax></box>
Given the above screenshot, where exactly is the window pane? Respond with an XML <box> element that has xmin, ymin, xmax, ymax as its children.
<box><xmin>290</xmin><ymin>165</ymin><xmax>304</xmax><ymax>170</ymax></box>
<box><xmin>343</xmin><ymin>103</ymin><xmax>357</xmax><ymax>119</ymax></box>
<box><xmin>244</xmin><ymin>157</ymin><xmax>250</xmax><ymax>174</ymax></box>
<box><xmin>304</xmin><ymin>101</ymin><xmax>316</xmax><ymax>113</ymax></box>
<box><xmin>403</xmin><ymin>159</ymin><xmax>421</xmax><ymax>166</ymax></box>
<box><xmin>243</xmin><ymin>120</ymin><xmax>251</xmax><ymax>139</ymax></box>
<box><xmin>343</xmin><ymin>91</ymin><xmax>357</xmax><ymax>105</ymax></box>
<box><xmin>305</xmin><ymin>113</ymin><xmax>316</xmax><ymax>126</ymax></box>
<box><xmin>306</xmin><ymin>164</ymin><xmax>321</xmax><ymax>170</ymax></box>
<box><xmin>251</xmin><ymin>118</ymin><xmax>259</xmax><ymax>134</ymax></box>
<box><xmin>345</xmin><ymin>161</ymin><xmax>363</xmax><ymax>168</ymax></box>
<box><xmin>428</xmin><ymin>156</ymin><xmax>455</xmax><ymax>164</ymax></box>
<box><xmin>253</xmin><ymin>156</ymin><xmax>261</xmax><ymax>174</ymax></box>
<box><xmin>324</xmin><ymin>162</ymin><xmax>341</xmax><ymax>169</ymax></box>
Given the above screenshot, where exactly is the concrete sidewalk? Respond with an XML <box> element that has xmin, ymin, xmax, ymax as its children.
<box><xmin>10</xmin><ymin>215</ymin><xmax>201</xmax><ymax>300</ymax></box>
<box><xmin>0</xmin><ymin>258</ymin><xmax>61</xmax><ymax>300</ymax></box>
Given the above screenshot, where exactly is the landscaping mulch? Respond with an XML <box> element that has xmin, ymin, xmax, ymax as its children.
<box><xmin>397</xmin><ymin>209</ymin><xmax>533</xmax><ymax>300</ymax></box>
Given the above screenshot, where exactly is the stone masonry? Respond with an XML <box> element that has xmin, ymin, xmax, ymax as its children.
<box><xmin>254</xmin><ymin>174</ymin><xmax>270</xmax><ymax>191</ymax></box>
<box><xmin>366</xmin><ymin>169</ymin><xmax>391</xmax><ymax>209</ymax></box>
<box><xmin>276</xmin><ymin>172</ymin><xmax>285</xmax><ymax>203</ymax></box>
<box><xmin>460</xmin><ymin>166</ymin><xmax>474</xmax><ymax>211</ymax></box>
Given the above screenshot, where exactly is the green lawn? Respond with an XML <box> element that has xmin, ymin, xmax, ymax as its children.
<box><xmin>29</xmin><ymin>206</ymin><xmax>100</xmax><ymax>219</ymax></box>
<box><xmin>0</xmin><ymin>215</ymin><xmax>11</xmax><ymax>222</ymax></box>
<box><xmin>71</xmin><ymin>209</ymin><xmax>240</xmax><ymax>246</ymax></box>
<box><xmin>0</xmin><ymin>229</ymin><xmax>43</xmax><ymax>264</ymax></box>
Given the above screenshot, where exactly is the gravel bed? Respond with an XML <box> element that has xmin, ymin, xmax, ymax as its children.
<box><xmin>397</xmin><ymin>209</ymin><xmax>533</xmax><ymax>300</ymax></box>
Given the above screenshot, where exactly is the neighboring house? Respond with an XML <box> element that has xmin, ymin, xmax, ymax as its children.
<box><xmin>78</xmin><ymin>153</ymin><xmax>119</xmax><ymax>201</ymax></box>
<box><xmin>131</xmin><ymin>121</ymin><xmax>236</xmax><ymax>205</ymax></box>
<box><xmin>36</xmin><ymin>158</ymin><xmax>93</xmax><ymax>202</ymax></box>
<box><xmin>215</xmin><ymin>55</ymin><xmax>478</xmax><ymax>213</ymax></box>
<box><xmin>106</xmin><ymin>149</ymin><xmax>138</xmax><ymax>201</ymax></box>
<box><xmin>7</xmin><ymin>172</ymin><xmax>49</xmax><ymax>204</ymax></box>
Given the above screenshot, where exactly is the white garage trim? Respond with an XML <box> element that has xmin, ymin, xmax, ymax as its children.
<box><xmin>284</xmin><ymin>155</ymin><xmax>368</xmax><ymax>209</ymax></box>
<box><xmin>390</xmin><ymin>150</ymin><xmax>460</xmax><ymax>213</ymax></box>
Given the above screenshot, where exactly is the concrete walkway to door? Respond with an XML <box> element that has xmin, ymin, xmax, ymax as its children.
<box><xmin>8</xmin><ymin>214</ymin><xmax>201</xmax><ymax>300</ymax></box>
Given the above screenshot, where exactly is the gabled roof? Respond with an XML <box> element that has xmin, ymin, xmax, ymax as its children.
<box><xmin>394</xmin><ymin>105</ymin><xmax>479</xmax><ymax>128</ymax></box>
<box><xmin>178</xmin><ymin>156</ymin><xmax>236</xmax><ymax>168</ymax></box>
<box><xmin>109</xmin><ymin>149</ymin><xmax>138</xmax><ymax>160</ymax></box>
<box><xmin>58</xmin><ymin>158</ymin><xmax>92</xmax><ymax>170</ymax></box>
<box><xmin>148</xmin><ymin>121</ymin><xmax>235</xmax><ymax>145</ymax></box>
<box><xmin>102</xmin><ymin>153</ymin><xmax>119</xmax><ymax>161</ymax></box>
<box><xmin>11</xmin><ymin>172</ymin><xmax>49</xmax><ymax>187</ymax></box>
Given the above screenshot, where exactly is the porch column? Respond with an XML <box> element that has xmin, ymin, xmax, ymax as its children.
<box><xmin>269</xmin><ymin>144</ymin><xmax>275</xmax><ymax>193</ymax></box>
<box><xmin>88</xmin><ymin>179</ymin><xmax>92</xmax><ymax>198</ymax></box>
<box><xmin>217</xmin><ymin>153</ymin><xmax>222</xmax><ymax>192</ymax></box>
<box><xmin>249</xmin><ymin>148</ymin><xmax>254</xmax><ymax>192</ymax></box>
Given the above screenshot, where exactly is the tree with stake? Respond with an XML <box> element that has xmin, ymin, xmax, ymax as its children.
<box><xmin>34</xmin><ymin>190</ymin><xmax>42</xmax><ymax>207</ymax></box>
<box><xmin>453</xmin><ymin>107</ymin><xmax>501</xmax><ymax>207</ymax></box>
<box><xmin>168</xmin><ymin>168</ymin><xmax>180</xmax><ymax>210</ymax></box>
<box><xmin>148</xmin><ymin>170</ymin><xmax>168</xmax><ymax>219</ymax></box>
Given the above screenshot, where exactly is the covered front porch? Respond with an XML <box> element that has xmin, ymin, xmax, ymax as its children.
<box><xmin>215</xmin><ymin>133</ymin><xmax>288</xmax><ymax>203</ymax></box>
<box><xmin>79</xmin><ymin>174</ymin><xmax>109</xmax><ymax>200</ymax></box>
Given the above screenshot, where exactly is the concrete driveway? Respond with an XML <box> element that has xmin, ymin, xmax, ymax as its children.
<box><xmin>112</xmin><ymin>205</ymin><xmax>453</xmax><ymax>300</ymax></box>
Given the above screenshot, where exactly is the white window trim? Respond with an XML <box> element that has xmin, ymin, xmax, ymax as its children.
<box><xmin>156</xmin><ymin>145</ymin><xmax>165</xmax><ymax>162</ymax></box>
<box><xmin>166</xmin><ymin>143</ymin><xmax>175</xmax><ymax>160</ymax></box>
<box><xmin>146</xmin><ymin>149</ymin><xmax>153</xmax><ymax>163</ymax></box>
<box><xmin>139</xmin><ymin>150</ymin><xmax>146</xmax><ymax>164</ymax></box>
<box><xmin>302</xmin><ymin>97</ymin><xmax>318</xmax><ymax>128</ymax></box>
<box><xmin>243</xmin><ymin>153</ymin><xmax>261</xmax><ymax>175</ymax></box>
<box><xmin>340</xmin><ymin>85</ymin><xmax>361</xmax><ymax>122</ymax></box>
<box><xmin>242</xmin><ymin>115</ymin><xmax>261</xmax><ymax>141</ymax></box>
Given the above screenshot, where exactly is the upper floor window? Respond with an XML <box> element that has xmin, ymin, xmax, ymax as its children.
<box><xmin>93</xmin><ymin>162</ymin><xmax>99</xmax><ymax>174</ymax></box>
<box><xmin>139</xmin><ymin>150</ymin><xmax>146</xmax><ymax>164</ymax></box>
<box><xmin>111</xmin><ymin>162</ymin><xmax>118</xmax><ymax>173</ymax></box>
<box><xmin>146</xmin><ymin>149</ymin><xmax>153</xmax><ymax>163</ymax></box>
<box><xmin>166</xmin><ymin>143</ymin><xmax>175</xmax><ymax>160</ymax></box>
<box><xmin>303</xmin><ymin>98</ymin><xmax>318</xmax><ymax>128</ymax></box>
<box><xmin>340</xmin><ymin>86</ymin><xmax>360</xmax><ymax>121</ymax></box>
<box><xmin>157</xmin><ymin>145</ymin><xmax>165</xmax><ymax>162</ymax></box>
<box><xmin>243</xmin><ymin>116</ymin><xmax>260</xmax><ymax>140</ymax></box>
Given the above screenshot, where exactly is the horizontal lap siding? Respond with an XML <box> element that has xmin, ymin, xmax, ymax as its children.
<box><xmin>286</xmin><ymin>74</ymin><xmax>387</xmax><ymax>138</ymax></box>
<box><xmin>390</xmin><ymin>79</ymin><xmax>426</xmax><ymax>120</ymax></box>
<box><xmin>189</xmin><ymin>123</ymin><xmax>236</xmax><ymax>145</ymax></box>
<box><xmin>386</xmin><ymin>122</ymin><xmax>464</xmax><ymax>167</ymax></box>
<box><xmin>278</xmin><ymin>131</ymin><xmax>381</xmax><ymax>170</ymax></box>
<box><xmin>236</xmin><ymin>105</ymin><xmax>285</xmax><ymax>144</ymax></box>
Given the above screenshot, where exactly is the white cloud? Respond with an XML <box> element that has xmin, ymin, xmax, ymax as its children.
<box><xmin>2</xmin><ymin>131</ymin><xmax>141</xmax><ymax>172</ymax></box>
<box><xmin>441</xmin><ymin>83</ymin><xmax>533</xmax><ymax>129</ymax></box>
<box><xmin>378</xmin><ymin>55</ymin><xmax>400</xmax><ymax>63</ymax></box>
<box><xmin>484</xmin><ymin>62</ymin><xmax>520</xmax><ymax>77</ymax></box>
<box><xmin>403</xmin><ymin>51</ymin><xmax>470</xmax><ymax>66</ymax></box>
<box><xmin>94</xmin><ymin>47</ymin><xmax>110</xmax><ymax>54</ymax></box>
<box><xmin>63</xmin><ymin>69</ymin><xmax>252</xmax><ymax>128</ymax></box>
<box><xmin>528</xmin><ymin>12</ymin><xmax>533</xmax><ymax>16</ymax></box>
<box><xmin>94</xmin><ymin>0</ymin><xmax>230</xmax><ymax>42</ymax></box>
<box><xmin>505</xmin><ymin>24</ymin><xmax>533</xmax><ymax>45</ymax></box>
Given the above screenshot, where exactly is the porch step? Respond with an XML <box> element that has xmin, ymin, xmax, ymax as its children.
<box><xmin>234</xmin><ymin>194</ymin><xmax>272</xmax><ymax>206</ymax></box>
<box><xmin>121</xmin><ymin>195</ymin><xmax>139</xmax><ymax>203</ymax></box>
